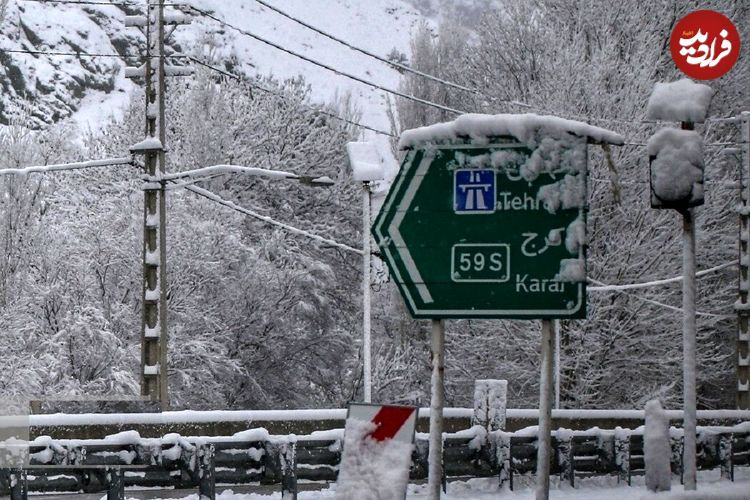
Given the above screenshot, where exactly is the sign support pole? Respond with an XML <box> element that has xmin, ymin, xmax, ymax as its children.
<box><xmin>428</xmin><ymin>318</ymin><xmax>445</xmax><ymax>500</ymax></box>
<box><xmin>679</xmin><ymin>120</ymin><xmax>697</xmax><ymax>491</ymax></box>
<box><xmin>681</xmin><ymin>207</ymin><xmax>697</xmax><ymax>490</ymax></box>
<box><xmin>536</xmin><ymin>319</ymin><xmax>554</xmax><ymax>500</ymax></box>
<box><xmin>363</xmin><ymin>182</ymin><xmax>372</xmax><ymax>403</ymax></box>
<box><xmin>554</xmin><ymin>319</ymin><xmax>561</xmax><ymax>409</ymax></box>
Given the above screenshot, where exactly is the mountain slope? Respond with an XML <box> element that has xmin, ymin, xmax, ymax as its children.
<box><xmin>0</xmin><ymin>0</ymin><xmax>433</xmax><ymax>143</ymax></box>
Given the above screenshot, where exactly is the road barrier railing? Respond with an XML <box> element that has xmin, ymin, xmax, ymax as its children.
<box><xmin>1</xmin><ymin>422</ymin><xmax>749</xmax><ymax>499</ymax></box>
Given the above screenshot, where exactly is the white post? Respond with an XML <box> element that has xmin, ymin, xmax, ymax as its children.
<box><xmin>644</xmin><ymin>399</ymin><xmax>672</xmax><ymax>492</ymax></box>
<box><xmin>682</xmin><ymin>207</ymin><xmax>697</xmax><ymax>490</ymax></box>
<box><xmin>536</xmin><ymin>319</ymin><xmax>554</xmax><ymax>500</ymax></box>
<box><xmin>428</xmin><ymin>319</ymin><xmax>445</xmax><ymax>500</ymax></box>
<box><xmin>363</xmin><ymin>182</ymin><xmax>372</xmax><ymax>403</ymax></box>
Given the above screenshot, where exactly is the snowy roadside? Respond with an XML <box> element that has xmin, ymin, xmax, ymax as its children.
<box><xmin>68</xmin><ymin>469</ymin><xmax>750</xmax><ymax>500</ymax></box>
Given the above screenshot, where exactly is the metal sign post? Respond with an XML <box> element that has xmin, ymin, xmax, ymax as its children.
<box><xmin>536</xmin><ymin>319</ymin><xmax>555</xmax><ymax>500</ymax></box>
<box><xmin>681</xmin><ymin>206</ymin><xmax>697</xmax><ymax>490</ymax></box>
<box><xmin>647</xmin><ymin>111</ymin><xmax>704</xmax><ymax>491</ymax></box>
<box><xmin>428</xmin><ymin>319</ymin><xmax>445</xmax><ymax>500</ymax></box>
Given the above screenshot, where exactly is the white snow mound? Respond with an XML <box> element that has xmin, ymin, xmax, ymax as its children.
<box><xmin>346</xmin><ymin>142</ymin><xmax>385</xmax><ymax>182</ymax></box>
<box><xmin>556</xmin><ymin>258</ymin><xmax>586</xmax><ymax>282</ymax></box>
<box><xmin>646</xmin><ymin>79</ymin><xmax>714</xmax><ymax>123</ymax></box>
<box><xmin>648</xmin><ymin>128</ymin><xmax>704</xmax><ymax>204</ymax></box>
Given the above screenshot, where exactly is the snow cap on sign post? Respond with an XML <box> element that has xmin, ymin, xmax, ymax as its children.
<box><xmin>646</xmin><ymin>79</ymin><xmax>714</xmax><ymax>123</ymax></box>
<box><xmin>646</xmin><ymin>80</ymin><xmax>711</xmax><ymax>209</ymax></box>
<box><xmin>648</xmin><ymin>128</ymin><xmax>705</xmax><ymax>209</ymax></box>
<box><xmin>346</xmin><ymin>141</ymin><xmax>385</xmax><ymax>182</ymax></box>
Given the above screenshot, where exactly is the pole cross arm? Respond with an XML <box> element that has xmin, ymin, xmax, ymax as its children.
<box><xmin>161</xmin><ymin>165</ymin><xmax>335</xmax><ymax>186</ymax></box>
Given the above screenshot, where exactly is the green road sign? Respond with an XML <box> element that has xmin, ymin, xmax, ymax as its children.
<box><xmin>372</xmin><ymin>138</ymin><xmax>587</xmax><ymax>319</ymax></box>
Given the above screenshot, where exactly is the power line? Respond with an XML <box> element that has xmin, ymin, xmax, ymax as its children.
<box><xmin>623</xmin><ymin>141</ymin><xmax>738</xmax><ymax>147</ymax></box>
<box><xmin>590</xmin><ymin>277</ymin><xmax>732</xmax><ymax>318</ymax></box>
<box><xmin>12</xmin><ymin>3</ymin><xmax>741</xmax><ymax>132</ymax></box>
<box><xmin>19</xmin><ymin>0</ymin><xmax>137</xmax><ymax>5</ymax></box>
<box><xmin>0</xmin><ymin>48</ymin><xmax>192</xmax><ymax>59</ymax></box>
<box><xmin>180</xmin><ymin>182</ymin><xmax>364</xmax><ymax>256</ymax></box>
<box><xmin>188</xmin><ymin>57</ymin><xmax>396</xmax><ymax>138</ymax></box>
<box><xmin>188</xmin><ymin>6</ymin><xmax>465</xmax><ymax>117</ymax></box>
<box><xmin>587</xmin><ymin>261</ymin><xmax>736</xmax><ymax>292</ymax></box>
<box><xmin>0</xmin><ymin>48</ymin><xmax>128</xmax><ymax>58</ymax></box>
<box><xmin>249</xmin><ymin>0</ymin><xmax>524</xmax><ymax>107</ymax></box>
<box><xmin>0</xmin><ymin>45</ymin><xmax>395</xmax><ymax>138</ymax></box>
<box><xmin>0</xmin><ymin>157</ymin><xmax>133</xmax><ymax>176</ymax></box>
<box><xmin>18</xmin><ymin>0</ymin><xmax>187</xmax><ymax>6</ymax></box>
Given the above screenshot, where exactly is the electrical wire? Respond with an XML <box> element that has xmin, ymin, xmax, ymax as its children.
<box><xmin>249</xmin><ymin>0</ymin><xmax>524</xmax><ymax>106</ymax></box>
<box><xmin>18</xmin><ymin>0</ymin><xmax>741</xmax><ymax>130</ymax></box>
<box><xmin>590</xmin><ymin>277</ymin><xmax>733</xmax><ymax>318</ymax></box>
<box><xmin>188</xmin><ymin>6</ymin><xmax>465</xmax><ymax>117</ymax></box>
<box><xmin>0</xmin><ymin>48</ymin><xmax>192</xmax><ymax>59</ymax></box>
<box><xmin>0</xmin><ymin>157</ymin><xmax>134</xmax><ymax>176</ymax></box>
<box><xmin>0</xmin><ymin>48</ymin><xmax>129</xmax><ymax>58</ymax></box>
<box><xmin>587</xmin><ymin>261</ymin><xmax>736</xmax><ymax>292</ymax></box>
<box><xmin>18</xmin><ymin>0</ymin><xmax>187</xmax><ymax>6</ymax></box>
<box><xmin>0</xmin><ymin>46</ymin><xmax>396</xmax><ymax>138</ymax></box>
<box><xmin>188</xmin><ymin>57</ymin><xmax>396</xmax><ymax>138</ymax></box>
<box><xmin>180</xmin><ymin>182</ymin><xmax>364</xmax><ymax>256</ymax></box>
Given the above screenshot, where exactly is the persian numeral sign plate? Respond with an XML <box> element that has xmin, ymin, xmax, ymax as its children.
<box><xmin>372</xmin><ymin>138</ymin><xmax>588</xmax><ymax>319</ymax></box>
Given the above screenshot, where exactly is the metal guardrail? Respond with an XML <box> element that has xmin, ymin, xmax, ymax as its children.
<box><xmin>2</xmin><ymin>424</ymin><xmax>749</xmax><ymax>499</ymax></box>
<box><xmin>26</xmin><ymin>408</ymin><xmax>750</xmax><ymax>439</ymax></box>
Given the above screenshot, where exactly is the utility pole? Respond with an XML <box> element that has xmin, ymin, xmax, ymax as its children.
<box><xmin>738</xmin><ymin>111</ymin><xmax>750</xmax><ymax>410</ymax></box>
<box><xmin>142</xmin><ymin>0</ymin><xmax>167</xmax><ymax>410</ymax></box>
<box><xmin>126</xmin><ymin>0</ymin><xmax>184</xmax><ymax>410</ymax></box>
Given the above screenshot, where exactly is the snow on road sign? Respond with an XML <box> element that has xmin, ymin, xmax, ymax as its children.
<box><xmin>335</xmin><ymin>403</ymin><xmax>417</xmax><ymax>500</ymax></box>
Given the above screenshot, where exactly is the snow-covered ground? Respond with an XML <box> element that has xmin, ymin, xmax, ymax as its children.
<box><xmin>95</xmin><ymin>470</ymin><xmax>750</xmax><ymax>499</ymax></box>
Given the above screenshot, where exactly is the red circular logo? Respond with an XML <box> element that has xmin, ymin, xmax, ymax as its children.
<box><xmin>670</xmin><ymin>10</ymin><xmax>740</xmax><ymax>80</ymax></box>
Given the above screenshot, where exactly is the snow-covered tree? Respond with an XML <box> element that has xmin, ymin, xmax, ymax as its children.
<box><xmin>393</xmin><ymin>0</ymin><xmax>749</xmax><ymax>409</ymax></box>
<box><xmin>82</xmin><ymin>69</ymin><xmax>364</xmax><ymax>409</ymax></box>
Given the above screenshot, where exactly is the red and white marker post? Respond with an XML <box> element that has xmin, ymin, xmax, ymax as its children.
<box><xmin>336</xmin><ymin>403</ymin><xmax>418</xmax><ymax>500</ymax></box>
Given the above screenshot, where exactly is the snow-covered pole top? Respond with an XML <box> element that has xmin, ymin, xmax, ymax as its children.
<box><xmin>398</xmin><ymin>113</ymin><xmax>625</xmax><ymax>149</ymax></box>
<box><xmin>646</xmin><ymin>79</ymin><xmax>714</xmax><ymax>124</ymax></box>
<box><xmin>346</xmin><ymin>141</ymin><xmax>385</xmax><ymax>182</ymax></box>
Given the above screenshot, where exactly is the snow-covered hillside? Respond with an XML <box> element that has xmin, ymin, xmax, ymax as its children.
<box><xmin>0</xmin><ymin>0</ymin><xmax>438</xmax><ymax>143</ymax></box>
